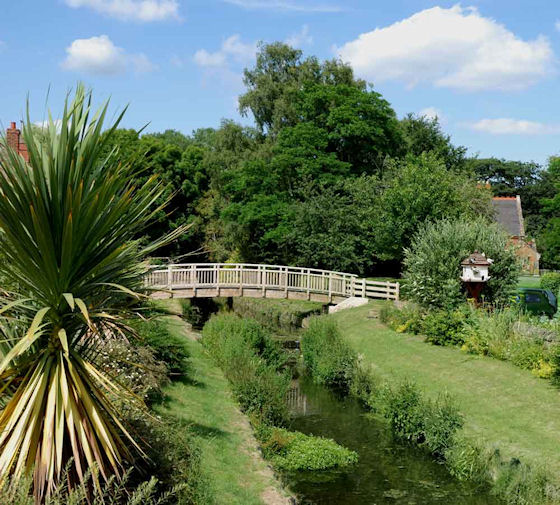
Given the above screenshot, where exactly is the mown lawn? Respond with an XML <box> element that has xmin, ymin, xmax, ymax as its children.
<box><xmin>331</xmin><ymin>302</ymin><xmax>560</xmax><ymax>473</ymax></box>
<box><xmin>518</xmin><ymin>275</ymin><xmax>541</xmax><ymax>288</ymax></box>
<box><xmin>155</xmin><ymin>316</ymin><xmax>290</xmax><ymax>505</ymax></box>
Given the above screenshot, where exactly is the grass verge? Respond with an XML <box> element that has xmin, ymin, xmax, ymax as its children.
<box><xmin>154</xmin><ymin>316</ymin><xmax>291</xmax><ymax>505</ymax></box>
<box><xmin>331</xmin><ymin>302</ymin><xmax>560</xmax><ymax>474</ymax></box>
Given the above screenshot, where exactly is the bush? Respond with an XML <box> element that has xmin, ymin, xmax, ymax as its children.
<box><xmin>257</xmin><ymin>426</ymin><xmax>358</xmax><ymax>471</ymax></box>
<box><xmin>379</xmin><ymin>301</ymin><xmax>424</xmax><ymax>334</ymax></box>
<box><xmin>541</xmin><ymin>272</ymin><xmax>560</xmax><ymax>296</ymax></box>
<box><xmin>422</xmin><ymin>307</ymin><xmax>469</xmax><ymax>346</ymax></box>
<box><xmin>384</xmin><ymin>381</ymin><xmax>463</xmax><ymax>458</ymax></box>
<box><xmin>130</xmin><ymin>318</ymin><xmax>189</xmax><ymax>375</ymax></box>
<box><xmin>96</xmin><ymin>340</ymin><xmax>169</xmax><ymax>405</ymax></box>
<box><xmin>202</xmin><ymin>314</ymin><xmax>286</xmax><ymax>371</ymax></box>
<box><xmin>137</xmin><ymin>418</ymin><xmax>212</xmax><ymax>505</ymax></box>
<box><xmin>231</xmin><ymin>298</ymin><xmax>323</xmax><ymax>333</ymax></box>
<box><xmin>403</xmin><ymin>217</ymin><xmax>520</xmax><ymax>309</ymax></box>
<box><xmin>301</xmin><ymin>316</ymin><xmax>357</xmax><ymax>393</ymax></box>
<box><xmin>202</xmin><ymin>314</ymin><xmax>290</xmax><ymax>425</ymax></box>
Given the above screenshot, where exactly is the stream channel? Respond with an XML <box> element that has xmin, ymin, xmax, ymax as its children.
<box><xmin>281</xmin><ymin>340</ymin><xmax>501</xmax><ymax>505</ymax></box>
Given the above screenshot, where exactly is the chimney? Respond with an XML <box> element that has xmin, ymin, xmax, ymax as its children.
<box><xmin>6</xmin><ymin>122</ymin><xmax>20</xmax><ymax>151</ymax></box>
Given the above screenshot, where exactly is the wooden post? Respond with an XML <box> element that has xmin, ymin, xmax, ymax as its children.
<box><xmin>328</xmin><ymin>272</ymin><xmax>332</xmax><ymax>302</ymax></box>
<box><xmin>239</xmin><ymin>264</ymin><xmax>243</xmax><ymax>297</ymax></box>
<box><xmin>395</xmin><ymin>282</ymin><xmax>400</xmax><ymax>301</ymax></box>
<box><xmin>351</xmin><ymin>276</ymin><xmax>355</xmax><ymax>297</ymax></box>
<box><xmin>261</xmin><ymin>265</ymin><xmax>266</xmax><ymax>298</ymax></box>
<box><xmin>307</xmin><ymin>269</ymin><xmax>311</xmax><ymax>300</ymax></box>
<box><xmin>362</xmin><ymin>278</ymin><xmax>366</xmax><ymax>298</ymax></box>
<box><xmin>284</xmin><ymin>266</ymin><xmax>288</xmax><ymax>298</ymax></box>
<box><xmin>167</xmin><ymin>265</ymin><xmax>173</xmax><ymax>290</ymax></box>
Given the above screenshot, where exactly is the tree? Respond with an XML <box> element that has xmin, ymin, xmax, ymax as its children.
<box><xmin>374</xmin><ymin>153</ymin><xmax>492</xmax><ymax>263</ymax></box>
<box><xmin>403</xmin><ymin>218</ymin><xmax>520</xmax><ymax>309</ymax></box>
<box><xmin>0</xmin><ymin>86</ymin><xmax>185</xmax><ymax>498</ymax></box>
<box><xmin>400</xmin><ymin>114</ymin><xmax>467</xmax><ymax>171</ymax></box>
<box><xmin>239</xmin><ymin>42</ymin><xmax>365</xmax><ymax>135</ymax></box>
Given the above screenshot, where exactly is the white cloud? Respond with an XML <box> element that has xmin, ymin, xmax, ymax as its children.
<box><xmin>337</xmin><ymin>5</ymin><xmax>554</xmax><ymax>91</ymax></box>
<box><xmin>223</xmin><ymin>0</ymin><xmax>341</xmax><ymax>12</ymax></box>
<box><xmin>419</xmin><ymin>107</ymin><xmax>445</xmax><ymax>124</ymax></box>
<box><xmin>286</xmin><ymin>25</ymin><xmax>313</xmax><ymax>47</ymax></box>
<box><xmin>556</xmin><ymin>20</ymin><xmax>560</xmax><ymax>32</ymax></box>
<box><xmin>61</xmin><ymin>35</ymin><xmax>156</xmax><ymax>75</ymax></box>
<box><xmin>193</xmin><ymin>35</ymin><xmax>257</xmax><ymax>68</ymax></box>
<box><xmin>468</xmin><ymin>118</ymin><xmax>560</xmax><ymax>135</ymax></box>
<box><xmin>64</xmin><ymin>0</ymin><xmax>180</xmax><ymax>22</ymax></box>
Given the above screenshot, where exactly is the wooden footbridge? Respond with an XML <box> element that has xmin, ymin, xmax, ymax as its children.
<box><xmin>147</xmin><ymin>263</ymin><xmax>399</xmax><ymax>304</ymax></box>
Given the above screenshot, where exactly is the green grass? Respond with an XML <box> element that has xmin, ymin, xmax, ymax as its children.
<box><xmin>331</xmin><ymin>302</ymin><xmax>560</xmax><ymax>474</ymax></box>
<box><xmin>154</xmin><ymin>316</ymin><xmax>290</xmax><ymax>505</ymax></box>
<box><xmin>518</xmin><ymin>275</ymin><xmax>541</xmax><ymax>288</ymax></box>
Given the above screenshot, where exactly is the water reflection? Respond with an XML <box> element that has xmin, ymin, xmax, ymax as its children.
<box><xmin>284</xmin><ymin>377</ymin><xmax>501</xmax><ymax>505</ymax></box>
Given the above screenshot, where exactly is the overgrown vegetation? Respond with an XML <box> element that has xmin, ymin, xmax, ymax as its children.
<box><xmin>380</xmin><ymin>302</ymin><xmax>560</xmax><ymax>381</ymax></box>
<box><xmin>201</xmin><ymin>313</ymin><xmax>357</xmax><ymax>471</ymax></box>
<box><xmin>301</xmin><ymin>314</ymin><xmax>560</xmax><ymax>505</ymax></box>
<box><xmin>231</xmin><ymin>298</ymin><xmax>323</xmax><ymax>333</ymax></box>
<box><xmin>402</xmin><ymin>217</ymin><xmax>520</xmax><ymax>309</ymax></box>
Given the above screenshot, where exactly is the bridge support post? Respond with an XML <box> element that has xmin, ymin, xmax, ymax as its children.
<box><xmin>167</xmin><ymin>265</ymin><xmax>173</xmax><ymax>292</ymax></box>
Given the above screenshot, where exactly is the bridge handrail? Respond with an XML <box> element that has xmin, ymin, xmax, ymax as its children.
<box><xmin>146</xmin><ymin>263</ymin><xmax>399</xmax><ymax>301</ymax></box>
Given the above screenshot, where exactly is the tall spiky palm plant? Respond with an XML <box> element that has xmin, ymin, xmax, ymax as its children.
<box><xmin>0</xmin><ymin>85</ymin><xmax>184</xmax><ymax>501</ymax></box>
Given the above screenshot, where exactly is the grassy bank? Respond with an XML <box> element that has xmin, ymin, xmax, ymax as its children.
<box><xmin>154</xmin><ymin>316</ymin><xmax>291</xmax><ymax>505</ymax></box>
<box><xmin>331</xmin><ymin>302</ymin><xmax>560</xmax><ymax>475</ymax></box>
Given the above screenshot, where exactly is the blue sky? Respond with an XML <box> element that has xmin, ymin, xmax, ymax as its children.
<box><xmin>1</xmin><ymin>0</ymin><xmax>559</xmax><ymax>164</ymax></box>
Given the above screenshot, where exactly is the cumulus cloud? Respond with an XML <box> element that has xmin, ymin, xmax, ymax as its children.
<box><xmin>468</xmin><ymin>118</ymin><xmax>560</xmax><ymax>135</ymax></box>
<box><xmin>61</xmin><ymin>35</ymin><xmax>156</xmax><ymax>75</ymax></box>
<box><xmin>337</xmin><ymin>5</ymin><xmax>554</xmax><ymax>91</ymax></box>
<box><xmin>193</xmin><ymin>35</ymin><xmax>257</xmax><ymax>68</ymax></box>
<box><xmin>223</xmin><ymin>0</ymin><xmax>341</xmax><ymax>12</ymax></box>
<box><xmin>419</xmin><ymin>107</ymin><xmax>445</xmax><ymax>123</ymax></box>
<box><xmin>286</xmin><ymin>25</ymin><xmax>313</xmax><ymax>47</ymax></box>
<box><xmin>64</xmin><ymin>0</ymin><xmax>180</xmax><ymax>22</ymax></box>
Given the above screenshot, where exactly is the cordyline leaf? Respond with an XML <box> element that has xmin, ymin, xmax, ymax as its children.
<box><xmin>0</xmin><ymin>84</ymin><xmax>185</xmax><ymax>500</ymax></box>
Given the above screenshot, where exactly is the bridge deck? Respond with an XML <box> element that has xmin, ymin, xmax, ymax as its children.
<box><xmin>147</xmin><ymin>263</ymin><xmax>399</xmax><ymax>303</ymax></box>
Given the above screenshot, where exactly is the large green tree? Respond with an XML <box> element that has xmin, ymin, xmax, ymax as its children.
<box><xmin>373</xmin><ymin>153</ymin><xmax>492</xmax><ymax>262</ymax></box>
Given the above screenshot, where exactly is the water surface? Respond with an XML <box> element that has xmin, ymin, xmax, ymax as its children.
<box><xmin>285</xmin><ymin>376</ymin><xmax>501</xmax><ymax>505</ymax></box>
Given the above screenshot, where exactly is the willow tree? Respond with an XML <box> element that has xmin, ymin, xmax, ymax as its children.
<box><xmin>0</xmin><ymin>86</ymin><xmax>184</xmax><ymax>500</ymax></box>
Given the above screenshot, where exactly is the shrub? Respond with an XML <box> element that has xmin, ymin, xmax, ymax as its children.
<box><xmin>96</xmin><ymin>340</ymin><xmax>169</xmax><ymax>405</ymax></box>
<box><xmin>301</xmin><ymin>316</ymin><xmax>357</xmax><ymax>393</ymax></box>
<box><xmin>541</xmin><ymin>272</ymin><xmax>560</xmax><ymax>296</ymax></box>
<box><xmin>422</xmin><ymin>307</ymin><xmax>469</xmax><ymax>346</ymax></box>
<box><xmin>379</xmin><ymin>301</ymin><xmax>424</xmax><ymax>334</ymax></box>
<box><xmin>257</xmin><ymin>426</ymin><xmax>358</xmax><ymax>471</ymax></box>
<box><xmin>202</xmin><ymin>314</ymin><xmax>290</xmax><ymax>425</ymax></box>
<box><xmin>403</xmin><ymin>217</ymin><xmax>520</xmax><ymax>309</ymax></box>
<box><xmin>130</xmin><ymin>318</ymin><xmax>189</xmax><ymax>375</ymax></box>
<box><xmin>231</xmin><ymin>298</ymin><xmax>323</xmax><ymax>333</ymax></box>
<box><xmin>202</xmin><ymin>314</ymin><xmax>286</xmax><ymax>371</ymax></box>
<box><xmin>137</xmin><ymin>418</ymin><xmax>212</xmax><ymax>505</ymax></box>
<box><xmin>384</xmin><ymin>381</ymin><xmax>463</xmax><ymax>458</ymax></box>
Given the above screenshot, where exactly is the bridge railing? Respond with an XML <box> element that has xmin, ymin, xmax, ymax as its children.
<box><xmin>146</xmin><ymin>263</ymin><xmax>399</xmax><ymax>301</ymax></box>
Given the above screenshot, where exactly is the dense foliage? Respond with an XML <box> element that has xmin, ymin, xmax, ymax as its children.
<box><xmin>201</xmin><ymin>314</ymin><xmax>358</xmax><ymax>471</ymax></box>
<box><xmin>403</xmin><ymin>218</ymin><xmax>520</xmax><ymax>308</ymax></box>
<box><xmin>97</xmin><ymin>42</ymin><xmax>498</xmax><ymax>276</ymax></box>
<box><xmin>380</xmin><ymin>302</ymin><xmax>560</xmax><ymax>381</ymax></box>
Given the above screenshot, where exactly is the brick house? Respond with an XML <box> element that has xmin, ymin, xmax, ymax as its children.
<box><xmin>3</xmin><ymin>121</ymin><xmax>29</xmax><ymax>161</ymax></box>
<box><xmin>492</xmin><ymin>195</ymin><xmax>540</xmax><ymax>274</ymax></box>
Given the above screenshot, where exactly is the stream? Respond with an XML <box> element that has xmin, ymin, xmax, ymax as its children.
<box><xmin>283</xmin><ymin>375</ymin><xmax>501</xmax><ymax>505</ymax></box>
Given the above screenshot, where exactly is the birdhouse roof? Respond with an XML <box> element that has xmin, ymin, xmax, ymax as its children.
<box><xmin>461</xmin><ymin>251</ymin><xmax>493</xmax><ymax>266</ymax></box>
